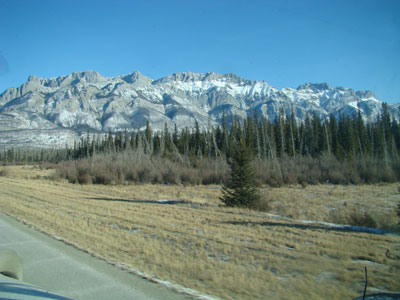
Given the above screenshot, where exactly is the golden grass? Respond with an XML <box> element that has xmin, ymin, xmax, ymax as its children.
<box><xmin>0</xmin><ymin>165</ymin><xmax>399</xmax><ymax>299</ymax></box>
<box><xmin>263</xmin><ymin>184</ymin><xmax>400</xmax><ymax>230</ymax></box>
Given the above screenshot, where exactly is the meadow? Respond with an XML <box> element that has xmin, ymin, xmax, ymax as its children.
<box><xmin>0</xmin><ymin>165</ymin><xmax>399</xmax><ymax>299</ymax></box>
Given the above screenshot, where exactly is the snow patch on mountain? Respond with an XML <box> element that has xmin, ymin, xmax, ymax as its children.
<box><xmin>0</xmin><ymin>70</ymin><xmax>398</xmax><ymax>149</ymax></box>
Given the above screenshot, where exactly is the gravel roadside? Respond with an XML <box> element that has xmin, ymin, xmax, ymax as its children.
<box><xmin>0</xmin><ymin>212</ymin><xmax>192</xmax><ymax>300</ymax></box>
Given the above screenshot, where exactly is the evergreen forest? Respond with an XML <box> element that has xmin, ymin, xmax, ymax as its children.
<box><xmin>2</xmin><ymin>103</ymin><xmax>400</xmax><ymax>186</ymax></box>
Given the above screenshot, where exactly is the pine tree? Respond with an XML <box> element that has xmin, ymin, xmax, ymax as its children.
<box><xmin>381</xmin><ymin>102</ymin><xmax>393</xmax><ymax>160</ymax></box>
<box><xmin>130</xmin><ymin>131</ymin><xmax>135</xmax><ymax>149</ymax></box>
<box><xmin>220</xmin><ymin>138</ymin><xmax>260</xmax><ymax>207</ymax></box>
<box><xmin>397</xmin><ymin>201</ymin><xmax>400</xmax><ymax>219</ymax></box>
<box><xmin>194</xmin><ymin>119</ymin><xmax>201</xmax><ymax>156</ymax></box>
<box><xmin>124</xmin><ymin>129</ymin><xmax>129</xmax><ymax>151</ymax></box>
<box><xmin>153</xmin><ymin>134</ymin><xmax>161</xmax><ymax>154</ymax></box>
<box><xmin>163</xmin><ymin>122</ymin><xmax>172</xmax><ymax>157</ymax></box>
<box><xmin>274</xmin><ymin>109</ymin><xmax>285</xmax><ymax>157</ymax></box>
<box><xmin>329</xmin><ymin>114</ymin><xmax>339</xmax><ymax>157</ymax></box>
<box><xmin>311</xmin><ymin>113</ymin><xmax>323</xmax><ymax>156</ymax></box>
<box><xmin>173</xmin><ymin>124</ymin><xmax>179</xmax><ymax>148</ymax></box>
<box><xmin>303</xmin><ymin>113</ymin><xmax>312</xmax><ymax>156</ymax></box>
<box><xmin>144</xmin><ymin>121</ymin><xmax>153</xmax><ymax>154</ymax></box>
<box><xmin>391</xmin><ymin>119</ymin><xmax>400</xmax><ymax>154</ymax></box>
<box><xmin>221</xmin><ymin>111</ymin><xmax>229</xmax><ymax>156</ymax></box>
<box><xmin>107</xmin><ymin>130</ymin><xmax>114</xmax><ymax>152</ymax></box>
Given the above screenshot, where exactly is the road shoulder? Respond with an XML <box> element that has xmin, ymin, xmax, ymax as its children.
<box><xmin>0</xmin><ymin>212</ymin><xmax>191</xmax><ymax>300</ymax></box>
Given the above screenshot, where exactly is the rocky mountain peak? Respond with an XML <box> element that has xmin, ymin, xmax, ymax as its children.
<box><xmin>121</xmin><ymin>71</ymin><xmax>152</xmax><ymax>85</ymax></box>
<box><xmin>219</xmin><ymin>73</ymin><xmax>256</xmax><ymax>85</ymax></box>
<box><xmin>0</xmin><ymin>70</ymin><xmax>398</xmax><ymax>149</ymax></box>
<box><xmin>152</xmin><ymin>71</ymin><xmax>255</xmax><ymax>86</ymax></box>
<box><xmin>297</xmin><ymin>83</ymin><xmax>331</xmax><ymax>92</ymax></box>
<box><xmin>27</xmin><ymin>75</ymin><xmax>41</xmax><ymax>82</ymax></box>
<box><xmin>71</xmin><ymin>70</ymin><xmax>104</xmax><ymax>83</ymax></box>
<box><xmin>82</xmin><ymin>70</ymin><xmax>103</xmax><ymax>81</ymax></box>
<box><xmin>153</xmin><ymin>72</ymin><xmax>206</xmax><ymax>84</ymax></box>
<box><xmin>355</xmin><ymin>90</ymin><xmax>376</xmax><ymax>99</ymax></box>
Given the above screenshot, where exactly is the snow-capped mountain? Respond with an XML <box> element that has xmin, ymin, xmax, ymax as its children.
<box><xmin>0</xmin><ymin>70</ymin><xmax>398</xmax><ymax>149</ymax></box>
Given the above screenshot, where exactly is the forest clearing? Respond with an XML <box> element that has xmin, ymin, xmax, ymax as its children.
<box><xmin>0</xmin><ymin>165</ymin><xmax>399</xmax><ymax>300</ymax></box>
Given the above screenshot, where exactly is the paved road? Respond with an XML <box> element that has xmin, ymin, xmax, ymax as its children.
<box><xmin>0</xmin><ymin>213</ymin><xmax>191</xmax><ymax>300</ymax></box>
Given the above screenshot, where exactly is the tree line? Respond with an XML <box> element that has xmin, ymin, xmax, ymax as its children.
<box><xmin>1</xmin><ymin>103</ymin><xmax>400</xmax><ymax>166</ymax></box>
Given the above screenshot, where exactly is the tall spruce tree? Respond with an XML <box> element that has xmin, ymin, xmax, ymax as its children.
<box><xmin>220</xmin><ymin>138</ymin><xmax>260</xmax><ymax>207</ymax></box>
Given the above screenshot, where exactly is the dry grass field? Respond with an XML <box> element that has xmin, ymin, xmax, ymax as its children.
<box><xmin>0</xmin><ymin>165</ymin><xmax>399</xmax><ymax>299</ymax></box>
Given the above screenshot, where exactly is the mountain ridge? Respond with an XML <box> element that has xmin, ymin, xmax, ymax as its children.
<box><xmin>0</xmin><ymin>70</ymin><xmax>398</xmax><ymax>149</ymax></box>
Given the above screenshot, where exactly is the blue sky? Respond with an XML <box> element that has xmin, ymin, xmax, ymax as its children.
<box><xmin>0</xmin><ymin>0</ymin><xmax>399</xmax><ymax>102</ymax></box>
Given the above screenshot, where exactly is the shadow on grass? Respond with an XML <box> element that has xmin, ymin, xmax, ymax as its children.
<box><xmin>87</xmin><ymin>197</ymin><xmax>188</xmax><ymax>205</ymax></box>
<box><xmin>222</xmin><ymin>220</ymin><xmax>388</xmax><ymax>235</ymax></box>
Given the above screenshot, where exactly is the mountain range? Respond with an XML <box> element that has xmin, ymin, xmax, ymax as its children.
<box><xmin>0</xmin><ymin>70</ymin><xmax>398</xmax><ymax>149</ymax></box>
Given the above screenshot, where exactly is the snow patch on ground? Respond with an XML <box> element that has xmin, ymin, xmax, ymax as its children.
<box><xmin>264</xmin><ymin>213</ymin><xmax>389</xmax><ymax>235</ymax></box>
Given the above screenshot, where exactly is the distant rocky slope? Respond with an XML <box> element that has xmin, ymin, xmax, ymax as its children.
<box><xmin>0</xmin><ymin>70</ymin><xmax>398</xmax><ymax>148</ymax></box>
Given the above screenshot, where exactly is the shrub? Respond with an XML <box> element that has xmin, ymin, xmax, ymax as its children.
<box><xmin>39</xmin><ymin>162</ymin><xmax>56</xmax><ymax>170</ymax></box>
<box><xmin>378</xmin><ymin>166</ymin><xmax>397</xmax><ymax>183</ymax></box>
<box><xmin>330</xmin><ymin>208</ymin><xmax>378</xmax><ymax>229</ymax></box>
<box><xmin>251</xmin><ymin>191</ymin><xmax>272</xmax><ymax>212</ymax></box>
<box><xmin>124</xmin><ymin>169</ymin><xmax>137</xmax><ymax>182</ymax></box>
<box><xmin>75</xmin><ymin>161</ymin><xmax>92</xmax><ymax>185</ymax></box>
<box><xmin>78</xmin><ymin>172</ymin><xmax>91</xmax><ymax>184</ymax></box>
<box><xmin>52</xmin><ymin>149</ymin><xmax>400</xmax><ymax>187</ymax></box>
<box><xmin>162</xmin><ymin>169</ymin><xmax>177</xmax><ymax>184</ymax></box>
<box><xmin>180</xmin><ymin>168</ymin><xmax>200</xmax><ymax>185</ymax></box>
<box><xmin>254</xmin><ymin>159</ymin><xmax>283</xmax><ymax>187</ymax></box>
<box><xmin>197</xmin><ymin>158</ymin><xmax>227</xmax><ymax>185</ymax></box>
<box><xmin>56</xmin><ymin>162</ymin><xmax>78</xmax><ymax>183</ymax></box>
<box><xmin>0</xmin><ymin>168</ymin><xmax>10</xmax><ymax>177</ymax></box>
<box><xmin>348</xmin><ymin>210</ymin><xmax>377</xmax><ymax>228</ymax></box>
<box><xmin>92</xmin><ymin>169</ymin><xmax>112</xmax><ymax>184</ymax></box>
<box><xmin>200</xmin><ymin>169</ymin><xmax>221</xmax><ymax>185</ymax></box>
<box><xmin>149</xmin><ymin>173</ymin><xmax>161</xmax><ymax>184</ymax></box>
<box><xmin>137</xmin><ymin>166</ymin><xmax>152</xmax><ymax>183</ymax></box>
